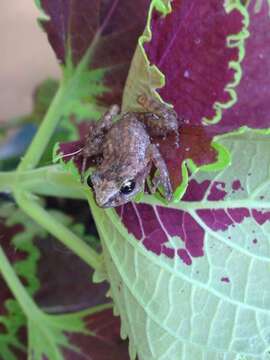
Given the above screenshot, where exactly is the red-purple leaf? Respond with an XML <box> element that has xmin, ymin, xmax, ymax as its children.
<box><xmin>144</xmin><ymin>1</ymin><xmax>245</xmax><ymax>126</ymax></box>
<box><xmin>128</xmin><ymin>0</ymin><xmax>247</xmax><ymax>191</ymax></box>
<box><xmin>0</xmin><ymin>219</ymin><xmax>25</xmax><ymax>315</ymax></box>
<box><xmin>31</xmin><ymin>224</ymin><xmax>128</xmax><ymax>358</ymax></box>
<box><xmin>152</xmin><ymin>125</ymin><xmax>217</xmax><ymax>191</ymax></box>
<box><xmin>116</xmin><ymin>175</ymin><xmax>262</xmax><ymax>266</ymax></box>
<box><xmin>64</xmin><ymin>309</ymin><xmax>130</xmax><ymax>360</ymax></box>
<box><xmin>212</xmin><ymin>0</ymin><xmax>270</xmax><ymax>133</ymax></box>
<box><xmin>115</xmin><ymin>126</ymin><xmax>270</xmax><ymax>270</ymax></box>
<box><xmin>116</xmin><ymin>202</ymin><xmax>204</xmax><ymax>265</ymax></box>
<box><xmin>35</xmin><ymin>236</ymin><xmax>108</xmax><ymax>312</ymax></box>
<box><xmin>57</xmin><ymin>0</ymin><xmax>270</xmax><ymax>199</ymax></box>
<box><xmin>38</xmin><ymin>0</ymin><xmax>150</xmax><ymax>105</ymax></box>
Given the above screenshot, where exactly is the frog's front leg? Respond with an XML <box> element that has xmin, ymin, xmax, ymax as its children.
<box><xmin>98</xmin><ymin>104</ymin><xmax>120</xmax><ymax>133</ymax></box>
<box><xmin>80</xmin><ymin>105</ymin><xmax>120</xmax><ymax>182</ymax></box>
<box><xmin>148</xmin><ymin>144</ymin><xmax>173</xmax><ymax>201</ymax></box>
<box><xmin>137</xmin><ymin>94</ymin><xmax>180</xmax><ymax>146</ymax></box>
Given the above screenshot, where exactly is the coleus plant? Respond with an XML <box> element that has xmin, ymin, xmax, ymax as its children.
<box><xmin>0</xmin><ymin>202</ymin><xmax>130</xmax><ymax>359</ymax></box>
<box><xmin>0</xmin><ymin>0</ymin><xmax>270</xmax><ymax>359</ymax></box>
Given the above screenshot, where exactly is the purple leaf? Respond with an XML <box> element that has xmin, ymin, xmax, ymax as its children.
<box><xmin>212</xmin><ymin>0</ymin><xmax>270</xmax><ymax>133</ymax></box>
<box><xmin>144</xmin><ymin>0</ymin><xmax>245</xmax><ymax>126</ymax></box>
<box><xmin>39</xmin><ymin>0</ymin><xmax>150</xmax><ymax>105</ymax></box>
<box><xmin>137</xmin><ymin>0</ymin><xmax>247</xmax><ymax>191</ymax></box>
<box><xmin>57</xmin><ymin>1</ymin><xmax>246</xmax><ymax>193</ymax></box>
<box><xmin>64</xmin><ymin>309</ymin><xmax>130</xmax><ymax>360</ymax></box>
<box><xmin>116</xmin><ymin>202</ymin><xmax>205</xmax><ymax>265</ymax></box>
<box><xmin>0</xmin><ymin>220</ymin><xmax>25</xmax><ymax>315</ymax></box>
<box><xmin>35</xmin><ymin>236</ymin><xmax>108</xmax><ymax>313</ymax></box>
<box><xmin>34</xmin><ymin>235</ymin><xmax>130</xmax><ymax>359</ymax></box>
<box><xmin>58</xmin><ymin>0</ymin><xmax>270</xmax><ymax>198</ymax></box>
<box><xmin>152</xmin><ymin>125</ymin><xmax>218</xmax><ymax>191</ymax></box>
<box><xmin>116</xmin><ymin>171</ymin><xmax>268</xmax><ymax>267</ymax></box>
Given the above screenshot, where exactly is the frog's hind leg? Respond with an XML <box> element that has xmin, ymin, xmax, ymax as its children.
<box><xmin>148</xmin><ymin>144</ymin><xmax>173</xmax><ymax>201</ymax></box>
<box><xmin>137</xmin><ymin>94</ymin><xmax>180</xmax><ymax>147</ymax></box>
<box><xmin>138</xmin><ymin>94</ymin><xmax>168</xmax><ymax>115</ymax></box>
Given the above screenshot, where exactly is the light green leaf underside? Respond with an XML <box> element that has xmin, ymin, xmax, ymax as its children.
<box><xmin>122</xmin><ymin>0</ymin><xmax>171</xmax><ymax>112</ymax></box>
<box><xmin>91</xmin><ymin>128</ymin><xmax>270</xmax><ymax>360</ymax></box>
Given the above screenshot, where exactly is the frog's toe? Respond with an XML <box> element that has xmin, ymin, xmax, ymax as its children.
<box><xmin>164</xmin><ymin>180</ymin><xmax>173</xmax><ymax>201</ymax></box>
<box><xmin>151</xmin><ymin>175</ymin><xmax>173</xmax><ymax>201</ymax></box>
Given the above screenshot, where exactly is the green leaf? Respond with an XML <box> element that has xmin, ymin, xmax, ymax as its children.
<box><xmin>122</xmin><ymin>0</ymin><xmax>170</xmax><ymax>112</ymax></box>
<box><xmin>0</xmin><ymin>199</ymin><xmax>102</xmax><ymax>359</ymax></box>
<box><xmin>89</xmin><ymin>127</ymin><xmax>270</xmax><ymax>359</ymax></box>
<box><xmin>21</xmin><ymin>0</ymin><xmax>151</xmax><ymax>171</ymax></box>
<box><xmin>28</xmin><ymin>311</ymin><xmax>87</xmax><ymax>360</ymax></box>
<box><xmin>0</xmin><ymin>203</ymin><xmax>41</xmax><ymax>359</ymax></box>
<box><xmin>27</xmin><ymin>304</ymin><xmax>132</xmax><ymax>360</ymax></box>
<box><xmin>28</xmin><ymin>79</ymin><xmax>60</xmax><ymax>125</ymax></box>
<box><xmin>36</xmin><ymin>0</ymin><xmax>150</xmax><ymax>116</ymax></box>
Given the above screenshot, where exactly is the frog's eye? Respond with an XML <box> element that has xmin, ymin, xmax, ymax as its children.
<box><xmin>120</xmin><ymin>179</ymin><xmax>136</xmax><ymax>195</ymax></box>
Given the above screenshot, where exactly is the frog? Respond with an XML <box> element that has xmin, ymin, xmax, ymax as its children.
<box><xmin>77</xmin><ymin>94</ymin><xmax>179</xmax><ymax>208</ymax></box>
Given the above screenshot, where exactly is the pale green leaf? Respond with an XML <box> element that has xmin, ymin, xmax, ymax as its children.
<box><xmin>90</xmin><ymin>128</ymin><xmax>270</xmax><ymax>360</ymax></box>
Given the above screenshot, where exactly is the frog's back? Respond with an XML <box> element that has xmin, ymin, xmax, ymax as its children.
<box><xmin>103</xmin><ymin>113</ymin><xmax>150</xmax><ymax>161</ymax></box>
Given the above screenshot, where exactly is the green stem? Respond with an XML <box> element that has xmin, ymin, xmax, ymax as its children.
<box><xmin>0</xmin><ymin>165</ymin><xmax>87</xmax><ymax>199</ymax></box>
<box><xmin>18</xmin><ymin>82</ymin><xmax>67</xmax><ymax>171</ymax></box>
<box><xmin>17</xmin><ymin>36</ymin><xmax>99</xmax><ymax>172</ymax></box>
<box><xmin>0</xmin><ymin>245</ymin><xmax>41</xmax><ymax>319</ymax></box>
<box><xmin>14</xmin><ymin>190</ymin><xmax>102</xmax><ymax>271</ymax></box>
<box><xmin>0</xmin><ymin>171</ymin><xmax>17</xmax><ymax>191</ymax></box>
<box><xmin>0</xmin><ymin>166</ymin><xmax>85</xmax><ymax>199</ymax></box>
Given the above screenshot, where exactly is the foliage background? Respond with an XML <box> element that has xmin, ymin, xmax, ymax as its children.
<box><xmin>1</xmin><ymin>1</ymin><xmax>270</xmax><ymax>359</ymax></box>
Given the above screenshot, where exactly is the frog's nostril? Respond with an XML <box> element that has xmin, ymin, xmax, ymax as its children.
<box><xmin>87</xmin><ymin>176</ymin><xmax>93</xmax><ymax>189</ymax></box>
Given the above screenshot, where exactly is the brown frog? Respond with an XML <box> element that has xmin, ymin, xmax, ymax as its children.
<box><xmin>78</xmin><ymin>95</ymin><xmax>179</xmax><ymax>208</ymax></box>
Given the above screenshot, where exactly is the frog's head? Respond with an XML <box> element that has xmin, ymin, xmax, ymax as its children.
<box><xmin>89</xmin><ymin>167</ymin><xmax>150</xmax><ymax>208</ymax></box>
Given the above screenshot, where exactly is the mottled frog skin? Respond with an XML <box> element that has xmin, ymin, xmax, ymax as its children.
<box><xmin>79</xmin><ymin>95</ymin><xmax>179</xmax><ymax>208</ymax></box>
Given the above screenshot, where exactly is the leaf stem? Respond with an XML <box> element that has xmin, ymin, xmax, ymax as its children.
<box><xmin>0</xmin><ymin>245</ymin><xmax>41</xmax><ymax>319</ymax></box>
<box><xmin>141</xmin><ymin>194</ymin><xmax>270</xmax><ymax>210</ymax></box>
<box><xmin>0</xmin><ymin>165</ymin><xmax>86</xmax><ymax>199</ymax></box>
<box><xmin>14</xmin><ymin>191</ymin><xmax>102</xmax><ymax>271</ymax></box>
<box><xmin>17</xmin><ymin>82</ymin><xmax>67</xmax><ymax>171</ymax></box>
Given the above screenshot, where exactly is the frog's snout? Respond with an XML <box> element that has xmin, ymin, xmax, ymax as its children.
<box><xmin>90</xmin><ymin>173</ymin><xmax>115</xmax><ymax>208</ymax></box>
